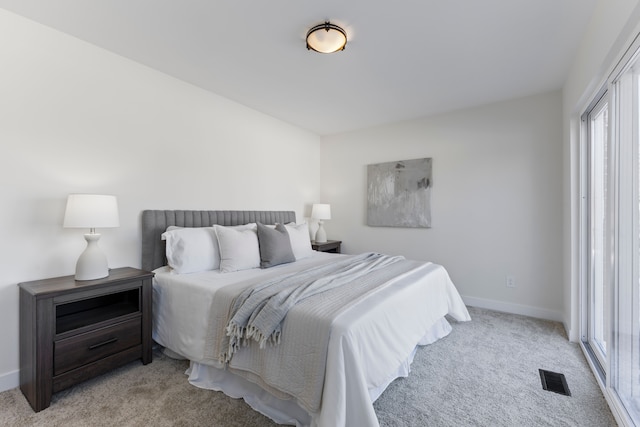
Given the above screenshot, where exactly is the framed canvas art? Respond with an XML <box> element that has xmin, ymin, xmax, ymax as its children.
<box><xmin>367</xmin><ymin>157</ymin><xmax>432</xmax><ymax>228</ymax></box>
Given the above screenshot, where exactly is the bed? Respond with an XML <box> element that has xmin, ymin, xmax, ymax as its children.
<box><xmin>141</xmin><ymin>210</ymin><xmax>470</xmax><ymax>427</ymax></box>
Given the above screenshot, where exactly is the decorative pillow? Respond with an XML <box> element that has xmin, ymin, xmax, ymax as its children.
<box><xmin>256</xmin><ymin>222</ymin><xmax>295</xmax><ymax>268</ymax></box>
<box><xmin>161</xmin><ymin>226</ymin><xmax>219</xmax><ymax>274</ymax></box>
<box><xmin>214</xmin><ymin>224</ymin><xmax>261</xmax><ymax>273</ymax></box>
<box><xmin>285</xmin><ymin>222</ymin><xmax>314</xmax><ymax>260</ymax></box>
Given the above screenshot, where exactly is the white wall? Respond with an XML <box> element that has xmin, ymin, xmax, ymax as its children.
<box><xmin>320</xmin><ymin>92</ymin><xmax>563</xmax><ymax>321</ymax></box>
<box><xmin>0</xmin><ymin>10</ymin><xmax>321</xmax><ymax>391</ymax></box>
<box><xmin>562</xmin><ymin>0</ymin><xmax>640</xmax><ymax>341</ymax></box>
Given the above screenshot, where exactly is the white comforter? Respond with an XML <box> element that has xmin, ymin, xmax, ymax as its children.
<box><xmin>152</xmin><ymin>252</ymin><xmax>470</xmax><ymax>427</ymax></box>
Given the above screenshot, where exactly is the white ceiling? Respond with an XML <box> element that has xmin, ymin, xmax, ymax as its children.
<box><xmin>0</xmin><ymin>1</ymin><xmax>596</xmax><ymax>136</ymax></box>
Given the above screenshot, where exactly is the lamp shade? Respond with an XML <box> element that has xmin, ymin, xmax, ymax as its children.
<box><xmin>306</xmin><ymin>22</ymin><xmax>347</xmax><ymax>54</ymax></box>
<box><xmin>63</xmin><ymin>194</ymin><xmax>120</xmax><ymax>228</ymax></box>
<box><xmin>311</xmin><ymin>203</ymin><xmax>331</xmax><ymax>220</ymax></box>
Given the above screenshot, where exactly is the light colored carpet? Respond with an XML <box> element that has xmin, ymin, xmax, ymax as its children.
<box><xmin>1</xmin><ymin>307</ymin><xmax>616</xmax><ymax>426</ymax></box>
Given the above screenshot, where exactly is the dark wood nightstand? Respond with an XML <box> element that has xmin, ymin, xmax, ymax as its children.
<box><xmin>18</xmin><ymin>267</ymin><xmax>154</xmax><ymax>412</ymax></box>
<box><xmin>311</xmin><ymin>240</ymin><xmax>342</xmax><ymax>253</ymax></box>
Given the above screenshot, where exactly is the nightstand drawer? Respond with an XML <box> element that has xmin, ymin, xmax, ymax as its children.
<box><xmin>54</xmin><ymin>317</ymin><xmax>141</xmax><ymax>376</ymax></box>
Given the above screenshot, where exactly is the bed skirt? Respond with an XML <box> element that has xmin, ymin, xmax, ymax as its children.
<box><xmin>175</xmin><ymin>316</ymin><xmax>453</xmax><ymax>427</ymax></box>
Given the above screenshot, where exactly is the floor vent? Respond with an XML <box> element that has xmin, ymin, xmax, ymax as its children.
<box><xmin>539</xmin><ymin>369</ymin><xmax>571</xmax><ymax>396</ymax></box>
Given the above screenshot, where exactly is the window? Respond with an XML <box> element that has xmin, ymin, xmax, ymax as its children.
<box><xmin>610</xmin><ymin>53</ymin><xmax>640</xmax><ymax>423</ymax></box>
<box><xmin>581</xmin><ymin>39</ymin><xmax>640</xmax><ymax>426</ymax></box>
<box><xmin>583</xmin><ymin>92</ymin><xmax>608</xmax><ymax>373</ymax></box>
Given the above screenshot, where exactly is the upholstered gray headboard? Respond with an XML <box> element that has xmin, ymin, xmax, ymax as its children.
<box><xmin>141</xmin><ymin>210</ymin><xmax>296</xmax><ymax>271</ymax></box>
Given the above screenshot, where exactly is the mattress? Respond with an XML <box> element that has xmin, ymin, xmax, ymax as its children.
<box><xmin>152</xmin><ymin>251</ymin><xmax>470</xmax><ymax>427</ymax></box>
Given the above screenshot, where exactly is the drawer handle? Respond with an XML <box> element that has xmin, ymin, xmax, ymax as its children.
<box><xmin>88</xmin><ymin>337</ymin><xmax>118</xmax><ymax>350</ymax></box>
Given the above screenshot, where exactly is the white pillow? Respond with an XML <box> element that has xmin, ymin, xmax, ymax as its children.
<box><xmin>161</xmin><ymin>227</ymin><xmax>219</xmax><ymax>274</ymax></box>
<box><xmin>285</xmin><ymin>222</ymin><xmax>313</xmax><ymax>260</ymax></box>
<box><xmin>214</xmin><ymin>224</ymin><xmax>261</xmax><ymax>273</ymax></box>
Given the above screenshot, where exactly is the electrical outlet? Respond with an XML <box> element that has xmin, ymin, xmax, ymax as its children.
<box><xmin>506</xmin><ymin>275</ymin><xmax>516</xmax><ymax>288</ymax></box>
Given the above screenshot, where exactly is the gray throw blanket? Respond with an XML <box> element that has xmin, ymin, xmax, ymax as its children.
<box><xmin>221</xmin><ymin>252</ymin><xmax>403</xmax><ymax>363</ymax></box>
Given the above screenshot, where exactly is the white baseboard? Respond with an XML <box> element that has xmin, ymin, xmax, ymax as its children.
<box><xmin>462</xmin><ymin>295</ymin><xmax>564</xmax><ymax>322</ymax></box>
<box><xmin>0</xmin><ymin>369</ymin><xmax>19</xmax><ymax>393</ymax></box>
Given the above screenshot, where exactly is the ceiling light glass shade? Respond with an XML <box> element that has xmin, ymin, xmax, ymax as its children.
<box><xmin>306</xmin><ymin>22</ymin><xmax>347</xmax><ymax>54</ymax></box>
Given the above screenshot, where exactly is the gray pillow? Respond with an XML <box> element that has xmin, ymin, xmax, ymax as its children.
<box><xmin>256</xmin><ymin>222</ymin><xmax>296</xmax><ymax>268</ymax></box>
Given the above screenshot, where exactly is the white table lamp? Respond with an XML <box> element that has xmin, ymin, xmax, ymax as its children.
<box><xmin>311</xmin><ymin>203</ymin><xmax>331</xmax><ymax>243</ymax></box>
<box><xmin>63</xmin><ymin>194</ymin><xmax>120</xmax><ymax>281</ymax></box>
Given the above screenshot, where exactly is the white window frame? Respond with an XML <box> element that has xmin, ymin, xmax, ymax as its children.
<box><xmin>579</xmin><ymin>30</ymin><xmax>640</xmax><ymax>427</ymax></box>
<box><xmin>580</xmin><ymin>88</ymin><xmax>609</xmax><ymax>375</ymax></box>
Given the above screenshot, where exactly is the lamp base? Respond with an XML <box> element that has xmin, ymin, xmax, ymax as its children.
<box><xmin>315</xmin><ymin>221</ymin><xmax>327</xmax><ymax>243</ymax></box>
<box><xmin>75</xmin><ymin>233</ymin><xmax>109</xmax><ymax>281</ymax></box>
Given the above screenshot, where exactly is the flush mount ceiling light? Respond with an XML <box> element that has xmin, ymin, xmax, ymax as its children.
<box><xmin>306</xmin><ymin>21</ymin><xmax>347</xmax><ymax>54</ymax></box>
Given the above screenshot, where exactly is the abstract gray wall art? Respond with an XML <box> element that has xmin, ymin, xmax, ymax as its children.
<box><xmin>367</xmin><ymin>158</ymin><xmax>432</xmax><ymax>228</ymax></box>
